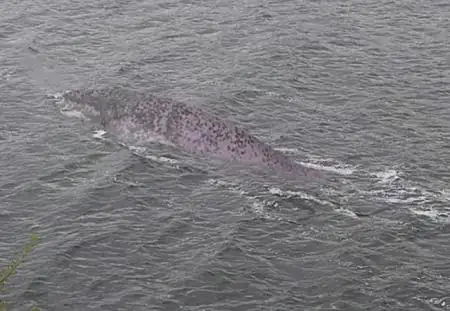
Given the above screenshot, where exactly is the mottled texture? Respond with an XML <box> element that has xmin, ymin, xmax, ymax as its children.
<box><xmin>62</xmin><ymin>87</ymin><xmax>321</xmax><ymax>178</ymax></box>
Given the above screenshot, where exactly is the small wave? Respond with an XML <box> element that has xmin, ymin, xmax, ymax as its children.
<box><xmin>358</xmin><ymin>187</ymin><xmax>433</xmax><ymax>205</ymax></box>
<box><xmin>206</xmin><ymin>179</ymin><xmax>249</xmax><ymax>196</ymax></box>
<box><xmin>440</xmin><ymin>189</ymin><xmax>450</xmax><ymax>201</ymax></box>
<box><xmin>305</xmin><ymin>156</ymin><xmax>357</xmax><ymax>176</ymax></box>
<box><xmin>334</xmin><ymin>207</ymin><xmax>360</xmax><ymax>219</ymax></box>
<box><xmin>60</xmin><ymin>109</ymin><xmax>86</xmax><ymax>119</ymax></box>
<box><xmin>48</xmin><ymin>92</ymin><xmax>64</xmax><ymax>100</ymax></box>
<box><xmin>268</xmin><ymin>187</ymin><xmax>334</xmax><ymax>206</ymax></box>
<box><xmin>92</xmin><ymin>130</ymin><xmax>107</xmax><ymax>139</ymax></box>
<box><xmin>274</xmin><ymin>148</ymin><xmax>357</xmax><ymax>176</ymax></box>
<box><xmin>423</xmin><ymin>297</ymin><xmax>449</xmax><ymax>308</ymax></box>
<box><xmin>267</xmin><ymin>186</ymin><xmax>361</xmax><ymax>218</ymax></box>
<box><xmin>274</xmin><ymin>147</ymin><xmax>300</xmax><ymax>154</ymax></box>
<box><xmin>53</xmin><ymin>94</ymin><xmax>87</xmax><ymax>120</ymax></box>
<box><xmin>143</xmin><ymin>155</ymin><xmax>178</xmax><ymax>165</ymax></box>
<box><xmin>205</xmin><ymin>178</ymin><xmax>287</xmax><ymax>220</ymax></box>
<box><xmin>355</xmin><ymin>167</ymin><xmax>450</xmax><ymax>222</ymax></box>
<box><xmin>128</xmin><ymin>145</ymin><xmax>179</xmax><ymax>164</ymax></box>
<box><xmin>371</xmin><ymin>169</ymin><xmax>401</xmax><ymax>184</ymax></box>
<box><xmin>1</xmin><ymin>68</ymin><xmax>14</xmax><ymax>81</ymax></box>
<box><xmin>298</xmin><ymin>155</ymin><xmax>357</xmax><ymax>176</ymax></box>
<box><xmin>367</xmin><ymin>172</ymin><xmax>440</xmax><ymax>206</ymax></box>
<box><xmin>410</xmin><ymin>207</ymin><xmax>450</xmax><ymax>222</ymax></box>
<box><xmin>206</xmin><ymin>178</ymin><xmax>281</xmax><ymax>220</ymax></box>
<box><xmin>248</xmin><ymin>200</ymin><xmax>284</xmax><ymax>221</ymax></box>
<box><xmin>127</xmin><ymin>146</ymin><xmax>147</xmax><ymax>154</ymax></box>
<box><xmin>287</xmin><ymin>156</ymin><xmax>449</xmax><ymax>223</ymax></box>
<box><xmin>299</xmin><ymin>161</ymin><xmax>355</xmax><ymax>176</ymax></box>
<box><xmin>204</xmin><ymin>177</ymin><xmax>362</xmax><ymax>221</ymax></box>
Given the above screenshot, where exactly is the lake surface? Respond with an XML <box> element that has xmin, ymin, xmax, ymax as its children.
<box><xmin>1</xmin><ymin>0</ymin><xmax>449</xmax><ymax>310</ymax></box>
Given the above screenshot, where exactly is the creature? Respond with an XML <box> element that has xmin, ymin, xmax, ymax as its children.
<box><xmin>59</xmin><ymin>86</ymin><xmax>322</xmax><ymax>178</ymax></box>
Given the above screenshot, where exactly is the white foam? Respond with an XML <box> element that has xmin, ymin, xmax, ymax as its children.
<box><xmin>358</xmin><ymin>185</ymin><xmax>433</xmax><ymax>205</ymax></box>
<box><xmin>334</xmin><ymin>207</ymin><xmax>360</xmax><ymax>219</ymax></box>
<box><xmin>128</xmin><ymin>146</ymin><xmax>146</xmax><ymax>153</ymax></box>
<box><xmin>128</xmin><ymin>145</ymin><xmax>179</xmax><ymax>164</ymax></box>
<box><xmin>250</xmin><ymin>200</ymin><xmax>268</xmax><ymax>217</ymax></box>
<box><xmin>371</xmin><ymin>169</ymin><xmax>400</xmax><ymax>183</ymax></box>
<box><xmin>384</xmin><ymin>196</ymin><xmax>428</xmax><ymax>204</ymax></box>
<box><xmin>205</xmin><ymin>164</ymin><xmax>360</xmax><ymax>221</ymax></box>
<box><xmin>207</xmin><ymin>178</ymin><xmax>235</xmax><ymax>188</ymax></box>
<box><xmin>268</xmin><ymin>187</ymin><xmax>336</xmax><ymax>207</ymax></box>
<box><xmin>355</xmin><ymin>167</ymin><xmax>450</xmax><ymax>222</ymax></box>
<box><xmin>48</xmin><ymin>92</ymin><xmax>64</xmax><ymax>100</ymax></box>
<box><xmin>410</xmin><ymin>208</ymin><xmax>449</xmax><ymax>222</ymax></box>
<box><xmin>206</xmin><ymin>179</ymin><xmax>248</xmax><ymax>196</ymax></box>
<box><xmin>273</xmin><ymin>156</ymin><xmax>449</xmax><ymax>223</ymax></box>
<box><xmin>413</xmin><ymin>296</ymin><xmax>448</xmax><ymax>308</ymax></box>
<box><xmin>212</xmin><ymin>148</ymin><xmax>450</xmax><ymax>223</ymax></box>
<box><xmin>277</xmin><ymin>151</ymin><xmax>357</xmax><ymax>176</ymax></box>
<box><xmin>274</xmin><ymin>147</ymin><xmax>300</xmax><ymax>154</ymax></box>
<box><xmin>249</xmin><ymin>200</ymin><xmax>282</xmax><ymax>221</ymax></box>
<box><xmin>145</xmin><ymin>155</ymin><xmax>178</xmax><ymax>164</ymax></box>
<box><xmin>440</xmin><ymin>189</ymin><xmax>450</xmax><ymax>201</ymax></box>
<box><xmin>60</xmin><ymin>109</ymin><xmax>86</xmax><ymax>119</ymax></box>
<box><xmin>93</xmin><ymin>130</ymin><xmax>107</xmax><ymax>139</ymax></box>
<box><xmin>1</xmin><ymin>68</ymin><xmax>14</xmax><ymax>81</ymax></box>
<box><xmin>205</xmin><ymin>179</ymin><xmax>288</xmax><ymax>220</ymax></box>
<box><xmin>54</xmin><ymin>95</ymin><xmax>87</xmax><ymax>120</ymax></box>
<box><xmin>299</xmin><ymin>161</ymin><xmax>355</xmax><ymax>176</ymax></box>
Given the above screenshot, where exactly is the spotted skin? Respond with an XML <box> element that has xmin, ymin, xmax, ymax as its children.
<box><xmin>62</xmin><ymin>87</ymin><xmax>322</xmax><ymax>178</ymax></box>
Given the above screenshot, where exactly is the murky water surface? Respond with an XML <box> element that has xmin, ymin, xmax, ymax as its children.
<box><xmin>0</xmin><ymin>1</ymin><xmax>449</xmax><ymax>310</ymax></box>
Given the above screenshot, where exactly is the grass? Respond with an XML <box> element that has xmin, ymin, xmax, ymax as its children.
<box><xmin>0</xmin><ymin>233</ymin><xmax>40</xmax><ymax>311</ymax></box>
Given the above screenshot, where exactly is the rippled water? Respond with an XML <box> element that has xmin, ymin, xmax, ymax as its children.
<box><xmin>1</xmin><ymin>0</ymin><xmax>449</xmax><ymax>310</ymax></box>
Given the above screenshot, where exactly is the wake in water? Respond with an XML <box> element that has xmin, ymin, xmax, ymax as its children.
<box><xmin>90</xmin><ymin>126</ymin><xmax>450</xmax><ymax>224</ymax></box>
<box><xmin>51</xmin><ymin>89</ymin><xmax>449</xmax><ymax>223</ymax></box>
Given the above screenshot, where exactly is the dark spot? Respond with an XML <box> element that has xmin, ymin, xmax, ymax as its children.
<box><xmin>28</xmin><ymin>46</ymin><xmax>39</xmax><ymax>53</ymax></box>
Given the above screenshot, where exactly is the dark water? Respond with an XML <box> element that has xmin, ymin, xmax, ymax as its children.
<box><xmin>1</xmin><ymin>0</ymin><xmax>449</xmax><ymax>310</ymax></box>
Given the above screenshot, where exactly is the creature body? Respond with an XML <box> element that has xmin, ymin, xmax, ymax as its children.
<box><xmin>60</xmin><ymin>87</ymin><xmax>321</xmax><ymax>178</ymax></box>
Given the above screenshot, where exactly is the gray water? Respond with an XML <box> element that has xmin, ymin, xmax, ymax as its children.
<box><xmin>1</xmin><ymin>0</ymin><xmax>449</xmax><ymax>310</ymax></box>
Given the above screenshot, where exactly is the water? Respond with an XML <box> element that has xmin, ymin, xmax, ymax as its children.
<box><xmin>1</xmin><ymin>0</ymin><xmax>449</xmax><ymax>310</ymax></box>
